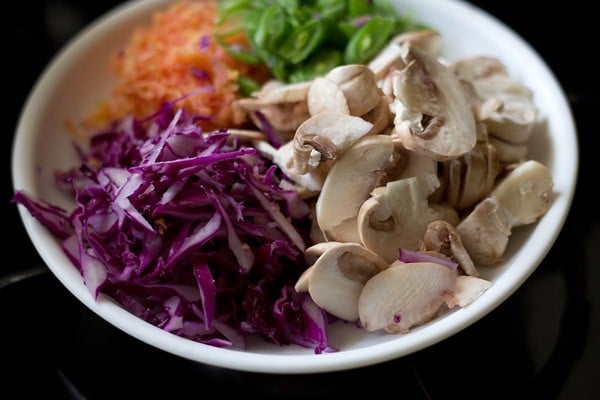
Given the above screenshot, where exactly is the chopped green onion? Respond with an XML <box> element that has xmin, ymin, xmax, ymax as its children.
<box><xmin>216</xmin><ymin>0</ymin><xmax>425</xmax><ymax>83</ymax></box>
<box><xmin>344</xmin><ymin>16</ymin><xmax>395</xmax><ymax>64</ymax></box>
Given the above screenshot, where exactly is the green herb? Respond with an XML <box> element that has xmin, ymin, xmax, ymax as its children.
<box><xmin>216</xmin><ymin>0</ymin><xmax>425</xmax><ymax>83</ymax></box>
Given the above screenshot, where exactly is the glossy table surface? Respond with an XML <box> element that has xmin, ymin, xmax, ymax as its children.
<box><xmin>2</xmin><ymin>1</ymin><xmax>597</xmax><ymax>398</ymax></box>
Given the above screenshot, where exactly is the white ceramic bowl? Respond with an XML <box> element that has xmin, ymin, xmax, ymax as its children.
<box><xmin>12</xmin><ymin>0</ymin><xmax>578</xmax><ymax>374</ymax></box>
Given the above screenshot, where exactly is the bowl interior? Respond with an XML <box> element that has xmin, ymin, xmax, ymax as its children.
<box><xmin>12</xmin><ymin>0</ymin><xmax>578</xmax><ymax>374</ymax></box>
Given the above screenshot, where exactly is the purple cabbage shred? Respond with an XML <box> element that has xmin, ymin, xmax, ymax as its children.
<box><xmin>13</xmin><ymin>103</ymin><xmax>336</xmax><ymax>353</ymax></box>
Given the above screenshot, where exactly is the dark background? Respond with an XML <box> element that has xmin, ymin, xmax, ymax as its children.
<box><xmin>2</xmin><ymin>1</ymin><xmax>597</xmax><ymax>398</ymax></box>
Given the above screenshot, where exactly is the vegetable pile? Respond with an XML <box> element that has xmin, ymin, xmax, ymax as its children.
<box><xmin>13</xmin><ymin>0</ymin><xmax>555</xmax><ymax>352</ymax></box>
<box><xmin>14</xmin><ymin>103</ymin><xmax>334</xmax><ymax>352</ymax></box>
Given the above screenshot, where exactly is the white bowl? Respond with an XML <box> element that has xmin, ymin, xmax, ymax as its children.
<box><xmin>12</xmin><ymin>0</ymin><xmax>578</xmax><ymax>374</ymax></box>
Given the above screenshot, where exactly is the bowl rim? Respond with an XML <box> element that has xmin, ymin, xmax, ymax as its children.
<box><xmin>11</xmin><ymin>0</ymin><xmax>579</xmax><ymax>374</ymax></box>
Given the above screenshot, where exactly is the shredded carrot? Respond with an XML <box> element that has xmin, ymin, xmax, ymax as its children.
<box><xmin>85</xmin><ymin>0</ymin><xmax>267</xmax><ymax>131</ymax></box>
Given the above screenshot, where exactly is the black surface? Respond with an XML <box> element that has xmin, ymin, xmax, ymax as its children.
<box><xmin>2</xmin><ymin>1</ymin><xmax>598</xmax><ymax>399</ymax></box>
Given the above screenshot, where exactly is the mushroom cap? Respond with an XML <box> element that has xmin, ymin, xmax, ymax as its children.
<box><xmin>316</xmin><ymin>134</ymin><xmax>394</xmax><ymax>243</ymax></box>
<box><xmin>308</xmin><ymin>243</ymin><xmax>389</xmax><ymax>321</ymax></box>
<box><xmin>391</xmin><ymin>45</ymin><xmax>477</xmax><ymax>160</ymax></box>
<box><xmin>358</xmin><ymin>260</ymin><xmax>457</xmax><ymax>333</ymax></box>
<box><xmin>357</xmin><ymin>177</ymin><xmax>443</xmax><ymax>263</ymax></box>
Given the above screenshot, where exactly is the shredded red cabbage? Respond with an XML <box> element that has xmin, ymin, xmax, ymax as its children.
<box><xmin>13</xmin><ymin>103</ymin><xmax>336</xmax><ymax>353</ymax></box>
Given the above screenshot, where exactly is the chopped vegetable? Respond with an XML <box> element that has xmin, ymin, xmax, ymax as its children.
<box><xmin>85</xmin><ymin>0</ymin><xmax>269</xmax><ymax>131</ymax></box>
<box><xmin>14</xmin><ymin>103</ymin><xmax>336</xmax><ymax>353</ymax></box>
<box><xmin>216</xmin><ymin>0</ymin><xmax>425</xmax><ymax>83</ymax></box>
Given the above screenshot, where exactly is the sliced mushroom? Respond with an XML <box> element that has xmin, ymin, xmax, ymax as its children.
<box><xmin>316</xmin><ymin>135</ymin><xmax>394</xmax><ymax>243</ymax></box>
<box><xmin>391</xmin><ymin>45</ymin><xmax>477</xmax><ymax>160</ymax></box>
<box><xmin>453</xmin><ymin>56</ymin><xmax>537</xmax><ymax>144</ymax></box>
<box><xmin>304</xmin><ymin>241</ymin><xmax>347</xmax><ymax>265</ymax></box>
<box><xmin>296</xmin><ymin>241</ymin><xmax>353</xmax><ymax>293</ymax></box>
<box><xmin>489</xmin><ymin>136</ymin><xmax>528</xmax><ymax>163</ymax></box>
<box><xmin>421</xmin><ymin>220</ymin><xmax>479</xmax><ymax>277</ymax></box>
<box><xmin>489</xmin><ymin>160</ymin><xmax>553</xmax><ymax>227</ymax></box>
<box><xmin>358</xmin><ymin>260</ymin><xmax>457</xmax><ymax>333</ymax></box>
<box><xmin>457</xmin><ymin>160</ymin><xmax>553</xmax><ymax>265</ymax></box>
<box><xmin>391</xmin><ymin>30</ymin><xmax>442</xmax><ymax>56</ymax></box>
<box><xmin>436</xmin><ymin>122</ymin><xmax>501</xmax><ymax>211</ymax></box>
<box><xmin>325</xmin><ymin>64</ymin><xmax>382</xmax><ymax>116</ymax></box>
<box><xmin>247</xmin><ymin>80</ymin><xmax>312</xmax><ymax>103</ymax></box>
<box><xmin>369</xmin><ymin>30</ymin><xmax>442</xmax><ymax>79</ymax></box>
<box><xmin>357</xmin><ymin>177</ymin><xmax>445</xmax><ymax>263</ymax></box>
<box><xmin>442</xmin><ymin>275</ymin><xmax>492</xmax><ymax>308</ymax></box>
<box><xmin>307</xmin><ymin>243</ymin><xmax>389</xmax><ymax>321</ymax></box>
<box><xmin>362</xmin><ymin>96</ymin><xmax>392</xmax><ymax>135</ymax></box>
<box><xmin>254</xmin><ymin>140</ymin><xmax>328</xmax><ymax>195</ymax></box>
<box><xmin>307</xmin><ymin>77</ymin><xmax>350</xmax><ymax>116</ymax></box>
<box><xmin>455</xmin><ymin>197</ymin><xmax>511</xmax><ymax>265</ymax></box>
<box><xmin>234</xmin><ymin>80</ymin><xmax>312</xmax><ymax>137</ymax></box>
<box><xmin>392</xmin><ymin>150</ymin><xmax>440</xmax><ymax>197</ymax></box>
<box><xmin>292</xmin><ymin>112</ymin><xmax>373</xmax><ymax>174</ymax></box>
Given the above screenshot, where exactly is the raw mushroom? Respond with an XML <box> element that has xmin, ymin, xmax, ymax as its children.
<box><xmin>362</xmin><ymin>96</ymin><xmax>392</xmax><ymax>135</ymax></box>
<box><xmin>369</xmin><ymin>30</ymin><xmax>442</xmax><ymax>97</ymax></box>
<box><xmin>292</xmin><ymin>112</ymin><xmax>373</xmax><ymax>174</ymax></box>
<box><xmin>307</xmin><ymin>77</ymin><xmax>350</xmax><ymax>116</ymax></box>
<box><xmin>442</xmin><ymin>275</ymin><xmax>492</xmax><ymax>308</ymax></box>
<box><xmin>421</xmin><ymin>220</ymin><xmax>479</xmax><ymax>277</ymax></box>
<box><xmin>439</xmin><ymin>134</ymin><xmax>501</xmax><ymax>210</ymax></box>
<box><xmin>457</xmin><ymin>160</ymin><xmax>553</xmax><ymax>265</ymax></box>
<box><xmin>357</xmin><ymin>176</ymin><xmax>445</xmax><ymax>263</ymax></box>
<box><xmin>489</xmin><ymin>136</ymin><xmax>528</xmax><ymax>163</ymax></box>
<box><xmin>358</xmin><ymin>260</ymin><xmax>457</xmax><ymax>333</ymax></box>
<box><xmin>391</xmin><ymin>45</ymin><xmax>477</xmax><ymax>161</ymax></box>
<box><xmin>452</xmin><ymin>56</ymin><xmax>538</xmax><ymax>144</ymax></box>
<box><xmin>324</xmin><ymin>64</ymin><xmax>382</xmax><ymax>116</ymax></box>
<box><xmin>391</xmin><ymin>150</ymin><xmax>440</xmax><ymax>198</ymax></box>
<box><xmin>253</xmin><ymin>140</ymin><xmax>328</xmax><ymax>195</ymax></box>
<box><xmin>306</xmin><ymin>243</ymin><xmax>389</xmax><ymax>322</ymax></box>
<box><xmin>316</xmin><ymin>135</ymin><xmax>394</xmax><ymax>243</ymax></box>
<box><xmin>234</xmin><ymin>80</ymin><xmax>312</xmax><ymax>137</ymax></box>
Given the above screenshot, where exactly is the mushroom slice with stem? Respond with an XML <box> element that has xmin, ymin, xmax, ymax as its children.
<box><xmin>457</xmin><ymin>160</ymin><xmax>553</xmax><ymax>265</ymax></box>
<box><xmin>316</xmin><ymin>134</ymin><xmax>394</xmax><ymax>243</ymax></box>
<box><xmin>357</xmin><ymin>177</ymin><xmax>445</xmax><ymax>263</ymax></box>
<box><xmin>358</xmin><ymin>260</ymin><xmax>457</xmax><ymax>333</ymax></box>
<box><xmin>254</xmin><ymin>140</ymin><xmax>328</xmax><ymax>195</ymax></box>
<box><xmin>391</xmin><ymin>45</ymin><xmax>477</xmax><ymax>161</ymax></box>
<box><xmin>292</xmin><ymin>112</ymin><xmax>373</xmax><ymax>175</ymax></box>
<box><xmin>307</xmin><ymin>243</ymin><xmax>389</xmax><ymax>322</ymax></box>
<box><xmin>421</xmin><ymin>220</ymin><xmax>479</xmax><ymax>277</ymax></box>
